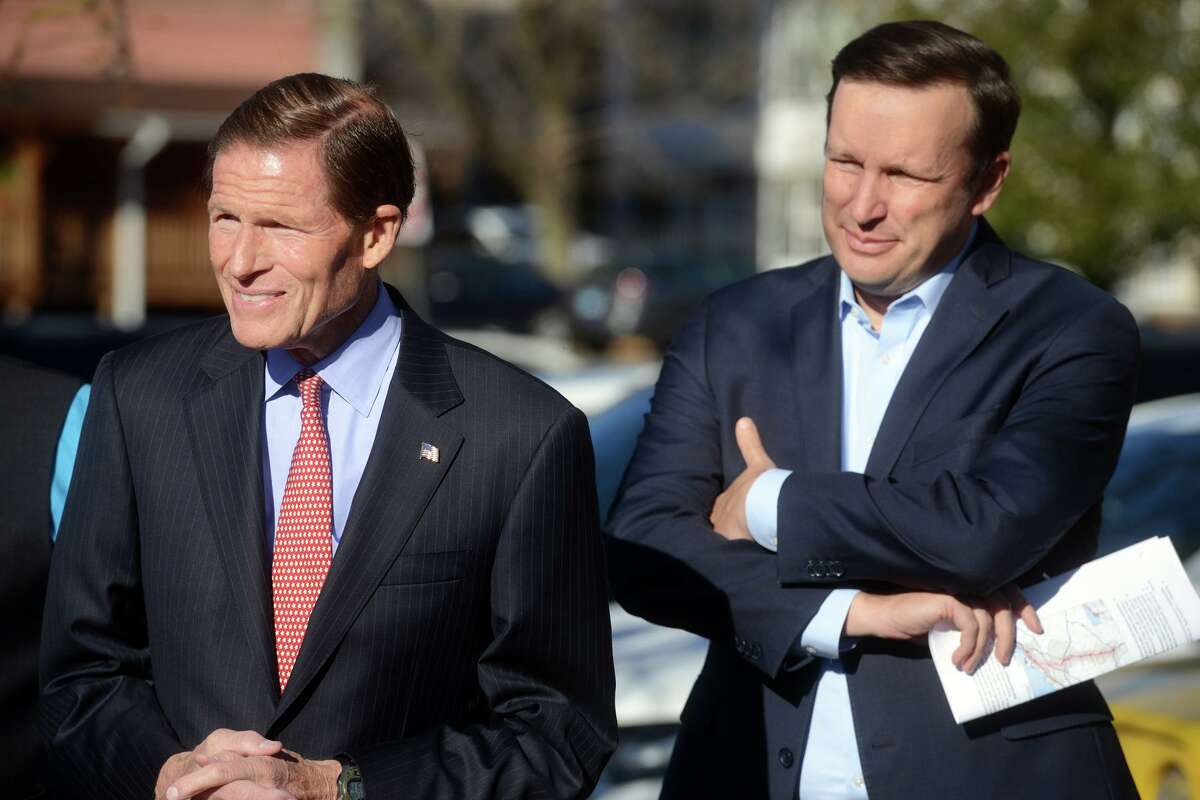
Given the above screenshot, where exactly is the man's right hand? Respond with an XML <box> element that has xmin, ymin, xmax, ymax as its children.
<box><xmin>844</xmin><ymin>587</ymin><xmax>1042</xmax><ymax>674</ymax></box>
<box><xmin>155</xmin><ymin>729</ymin><xmax>284</xmax><ymax>800</ymax></box>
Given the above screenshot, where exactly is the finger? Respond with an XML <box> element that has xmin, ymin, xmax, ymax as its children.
<box><xmin>965</xmin><ymin>606</ymin><xmax>992</xmax><ymax>673</ymax></box>
<box><xmin>199</xmin><ymin>730</ymin><xmax>282</xmax><ymax>759</ymax></box>
<box><xmin>734</xmin><ymin>418</ymin><xmax>775</xmax><ymax>470</ymax></box>
<box><xmin>168</xmin><ymin>759</ymin><xmax>266</xmax><ymax>800</ymax></box>
<box><xmin>1003</xmin><ymin>584</ymin><xmax>1043</xmax><ymax>634</ymax></box>
<box><xmin>200</xmin><ymin>750</ymin><xmax>245</xmax><ymax>765</ymax></box>
<box><xmin>950</xmin><ymin>601</ymin><xmax>978</xmax><ymax>669</ymax></box>
<box><xmin>992</xmin><ymin>602</ymin><xmax>1016</xmax><ymax>666</ymax></box>
<box><xmin>210</xmin><ymin>781</ymin><xmax>294</xmax><ymax>800</ymax></box>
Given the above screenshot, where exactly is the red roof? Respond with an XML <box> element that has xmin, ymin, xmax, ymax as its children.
<box><xmin>1</xmin><ymin>0</ymin><xmax>318</xmax><ymax>89</ymax></box>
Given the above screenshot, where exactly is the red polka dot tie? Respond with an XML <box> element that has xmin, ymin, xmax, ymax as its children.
<box><xmin>271</xmin><ymin>369</ymin><xmax>333</xmax><ymax>692</ymax></box>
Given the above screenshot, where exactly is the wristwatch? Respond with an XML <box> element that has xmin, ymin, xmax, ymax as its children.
<box><xmin>336</xmin><ymin>755</ymin><xmax>364</xmax><ymax>800</ymax></box>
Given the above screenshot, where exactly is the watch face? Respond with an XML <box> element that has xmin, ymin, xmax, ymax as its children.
<box><xmin>338</xmin><ymin>763</ymin><xmax>364</xmax><ymax>800</ymax></box>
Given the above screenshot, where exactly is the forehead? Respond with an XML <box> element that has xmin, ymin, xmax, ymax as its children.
<box><xmin>827</xmin><ymin>80</ymin><xmax>975</xmax><ymax>167</ymax></box>
<box><xmin>209</xmin><ymin>141</ymin><xmax>331</xmax><ymax>208</ymax></box>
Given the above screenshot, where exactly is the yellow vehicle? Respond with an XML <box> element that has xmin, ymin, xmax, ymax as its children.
<box><xmin>1103</xmin><ymin>659</ymin><xmax>1200</xmax><ymax>800</ymax></box>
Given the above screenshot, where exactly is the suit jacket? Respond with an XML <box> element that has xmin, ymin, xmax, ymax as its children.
<box><xmin>39</xmin><ymin>289</ymin><xmax>617</xmax><ymax>799</ymax></box>
<box><xmin>608</xmin><ymin>221</ymin><xmax>1140</xmax><ymax>800</ymax></box>
<box><xmin>0</xmin><ymin>357</ymin><xmax>82</xmax><ymax>800</ymax></box>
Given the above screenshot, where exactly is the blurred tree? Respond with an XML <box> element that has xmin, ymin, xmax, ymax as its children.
<box><xmin>886</xmin><ymin>0</ymin><xmax>1200</xmax><ymax>287</ymax></box>
<box><xmin>374</xmin><ymin>0</ymin><xmax>604</xmax><ymax>284</ymax></box>
<box><xmin>369</xmin><ymin>0</ymin><xmax>762</xmax><ymax>285</ymax></box>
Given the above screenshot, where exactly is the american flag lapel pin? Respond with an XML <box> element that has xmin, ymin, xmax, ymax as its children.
<box><xmin>419</xmin><ymin>441</ymin><xmax>440</xmax><ymax>463</ymax></box>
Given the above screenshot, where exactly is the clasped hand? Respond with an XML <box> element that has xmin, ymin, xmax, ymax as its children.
<box><xmin>155</xmin><ymin>728</ymin><xmax>340</xmax><ymax>800</ymax></box>
<box><xmin>709</xmin><ymin>416</ymin><xmax>1042</xmax><ymax>673</ymax></box>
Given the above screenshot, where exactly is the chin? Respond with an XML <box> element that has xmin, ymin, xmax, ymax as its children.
<box><xmin>228</xmin><ymin>318</ymin><xmax>288</xmax><ymax>352</ymax></box>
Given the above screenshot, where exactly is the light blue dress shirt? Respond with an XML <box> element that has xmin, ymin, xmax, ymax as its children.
<box><xmin>746</xmin><ymin>223</ymin><xmax>977</xmax><ymax>799</ymax></box>
<box><xmin>50</xmin><ymin>384</ymin><xmax>91</xmax><ymax>540</ymax></box>
<box><xmin>262</xmin><ymin>284</ymin><xmax>402</xmax><ymax>556</ymax></box>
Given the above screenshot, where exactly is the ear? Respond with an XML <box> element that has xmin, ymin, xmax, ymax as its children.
<box><xmin>970</xmin><ymin>152</ymin><xmax>1011</xmax><ymax>216</ymax></box>
<box><xmin>360</xmin><ymin>204</ymin><xmax>404</xmax><ymax>270</ymax></box>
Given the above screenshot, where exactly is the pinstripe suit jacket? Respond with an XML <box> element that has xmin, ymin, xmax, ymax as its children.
<box><xmin>39</xmin><ymin>289</ymin><xmax>617</xmax><ymax>799</ymax></box>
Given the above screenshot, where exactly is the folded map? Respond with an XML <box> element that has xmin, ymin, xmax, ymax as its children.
<box><xmin>927</xmin><ymin>536</ymin><xmax>1200</xmax><ymax>724</ymax></box>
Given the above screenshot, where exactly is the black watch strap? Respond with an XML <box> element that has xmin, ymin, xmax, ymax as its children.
<box><xmin>335</xmin><ymin>754</ymin><xmax>364</xmax><ymax>800</ymax></box>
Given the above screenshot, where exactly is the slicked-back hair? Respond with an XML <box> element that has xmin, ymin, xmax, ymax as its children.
<box><xmin>204</xmin><ymin>73</ymin><xmax>415</xmax><ymax>225</ymax></box>
<box><xmin>826</xmin><ymin>20</ymin><xmax>1021</xmax><ymax>184</ymax></box>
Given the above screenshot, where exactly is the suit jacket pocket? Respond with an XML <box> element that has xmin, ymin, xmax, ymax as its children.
<box><xmin>909</xmin><ymin>406</ymin><xmax>1003</xmax><ymax>467</ymax></box>
<box><xmin>1000</xmin><ymin>710</ymin><xmax>1113</xmax><ymax>740</ymax></box>
<box><xmin>379</xmin><ymin>549</ymin><xmax>469</xmax><ymax>586</ymax></box>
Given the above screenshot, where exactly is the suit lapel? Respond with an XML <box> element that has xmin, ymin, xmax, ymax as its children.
<box><xmin>791</xmin><ymin>261</ymin><xmax>843</xmax><ymax>473</ymax></box>
<box><xmin>864</xmin><ymin>223</ymin><xmax>1012</xmax><ymax>477</ymax></box>
<box><xmin>272</xmin><ymin>299</ymin><xmax>465</xmax><ymax>726</ymax></box>
<box><xmin>184</xmin><ymin>329</ymin><xmax>279</xmax><ymax>701</ymax></box>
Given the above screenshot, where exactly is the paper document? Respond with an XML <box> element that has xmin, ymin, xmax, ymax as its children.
<box><xmin>928</xmin><ymin>536</ymin><xmax>1200</xmax><ymax>724</ymax></box>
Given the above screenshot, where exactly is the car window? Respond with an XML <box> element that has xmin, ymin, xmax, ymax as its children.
<box><xmin>1099</xmin><ymin>430</ymin><xmax>1200</xmax><ymax>561</ymax></box>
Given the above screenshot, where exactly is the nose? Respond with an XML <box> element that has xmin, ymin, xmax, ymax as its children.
<box><xmin>848</xmin><ymin>171</ymin><xmax>886</xmax><ymax>227</ymax></box>
<box><xmin>226</xmin><ymin>223</ymin><xmax>263</xmax><ymax>281</ymax></box>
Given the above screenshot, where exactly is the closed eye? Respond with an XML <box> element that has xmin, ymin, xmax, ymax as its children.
<box><xmin>829</xmin><ymin>157</ymin><xmax>862</xmax><ymax>171</ymax></box>
<box><xmin>886</xmin><ymin>169</ymin><xmax>931</xmax><ymax>186</ymax></box>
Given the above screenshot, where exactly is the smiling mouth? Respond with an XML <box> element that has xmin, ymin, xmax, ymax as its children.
<box><xmin>234</xmin><ymin>290</ymin><xmax>284</xmax><ymax>305</ymax></box>
<box><xmin>844</xmin><ymin>228</ymin><xmax>898</xmax><ymax>254</ymax></box>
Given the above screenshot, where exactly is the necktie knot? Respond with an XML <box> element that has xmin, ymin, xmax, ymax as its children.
<box><xmin>295</xmin><ymin>369</ymin><xmax>323</xmax><ymax>408</ymax></box>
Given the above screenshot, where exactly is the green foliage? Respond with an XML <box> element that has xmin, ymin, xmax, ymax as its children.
<box><xmin>884</xmin><ymin>0</ymin><xmax>1200</xmax><ymax>285</ymax></box>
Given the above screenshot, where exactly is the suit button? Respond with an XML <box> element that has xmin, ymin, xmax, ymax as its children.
<box><xmin>750</xmin><ymin>643</ymin><xmax>762</xmax><ymax>660</ymax></box>
<box><xmin>815</xmin><ymin>560</ymin><xmax>828</xmax><ymax>578</ymax></box>
<box><xmin>806</xmin><ymin>559</ymin><xmax>818</xmax><ymax>577</ymax></box>
<box><xmin>778</xmin><ymin>748</ymin><xmax>795</xmax><ymax>768</ymax></box>
<box><xmin>831</xmin><ymin>561</ymin><xmax>845</xmax><ymax>578</ymax></box>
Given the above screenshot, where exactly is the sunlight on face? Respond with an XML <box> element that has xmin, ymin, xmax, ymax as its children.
<box><xmin>207</xmin><ymin>141</ymin><xmax>375</xmax><ymax>362</ymax></box>
<box><xmin>821</xmin><ymin>80</ymin><xmax>984</xmax><ymax>298</ymax></box>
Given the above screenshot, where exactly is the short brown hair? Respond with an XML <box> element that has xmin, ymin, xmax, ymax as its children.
<box><xmin>204</xmin><ymin>73</ymin><xmax>415</xmax><ymax>224</ymax></box>
<box><xmin>826</xmin><ymin>20</ymin><xmax>1021</xmax><ymax>183</ymax></box>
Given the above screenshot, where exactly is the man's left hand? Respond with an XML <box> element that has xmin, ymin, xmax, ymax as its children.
<box><xmin>710</xmin><ymin>417</ymin><xmax>777</xmax><ymax>541</ymax></box>
<box><xmin>166</xmin><ymin>749</ymin><xmax>340</xmax><ymax>800</ymax></box>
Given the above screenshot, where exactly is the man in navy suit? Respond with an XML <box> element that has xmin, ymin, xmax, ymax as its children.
<box><xmin>609</xmin><ymin>20</ymin><xmax>1139</xmax><ymax>800</ymax></box>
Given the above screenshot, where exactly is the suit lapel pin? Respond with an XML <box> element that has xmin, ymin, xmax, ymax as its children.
<box><xmin>419</xmin><ymin>442</ymin><xmax>440</xmax><ymax>463</ymax></box>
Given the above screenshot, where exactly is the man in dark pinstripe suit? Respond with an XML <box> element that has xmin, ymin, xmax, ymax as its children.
<box><xmin>40</xmin><ymin>74</ymin><xmax>616</xmax><ymax>800</ymax></box>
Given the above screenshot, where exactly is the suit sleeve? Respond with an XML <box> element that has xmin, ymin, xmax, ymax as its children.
<box><xmin>777</xmin><ymin>297</ymin><xmax>1140</xmax><ymax>595</ymax></box>
<box><xmin>39</xmin><ymin>354</ymin><xmax>184</xmax><ymax>798</ymax></box>
<box><xmin>350</xmin><ymin>406</ymin><xmax>618</xmax><ymax>800</ymax></box>
<box><xmin>606</xmin><ymin>301</ymin><xmax>836</xmax><ymax>680</ymax></box>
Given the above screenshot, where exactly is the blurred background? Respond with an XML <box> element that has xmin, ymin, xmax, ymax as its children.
<box><xmin>3</xmin><ymin>1</ymin><xmax>1200</xmax><ymax>798</ymax></box>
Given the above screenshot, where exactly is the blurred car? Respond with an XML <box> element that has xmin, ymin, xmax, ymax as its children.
<box><xmin>583</xmin><ymin>387</ymin><xmax>1200</xmax><ymax>799</ymax></box>
<box><xmin>557</xmin><ymin>376</ymin><xmax>705</xmax><ymax>800</ymax></box>
<box><xmin>1096</xmin><ymin>393</ymin><xmax>1200</xmax><ymax>800</ymax></box>
<box><xmin>424</xmin><ymin>246</ymin><xmax>564</xmax><ymax>334</ymax></box>
<box><xmin>567</xmin><ymin>253</ymin><xmax>754</xmax><ymax>349</ymax></box>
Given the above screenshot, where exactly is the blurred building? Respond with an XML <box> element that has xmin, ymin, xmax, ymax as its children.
<box><xmin>0</xmin><ymin>0</ymin><xmax>358</xmax><ymax>326</ymax></box>
<box><xmin>754</xmin><ymin>1</ymin><xmax>864</xmax><ymax>271</ymax></box>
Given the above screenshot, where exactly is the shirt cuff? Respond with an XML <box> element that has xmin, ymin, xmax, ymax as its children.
<box><xmin>795</xmin><ymin>588</ymin><xmax>860</xmax><ymax>659</ymax></box>
<box><xmin>745</xmin><ymin>468</ymin><xmax>792</xmax><ymax>552</ymax></box>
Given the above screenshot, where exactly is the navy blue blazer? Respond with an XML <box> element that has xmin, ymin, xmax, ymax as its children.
<box><xmin>608</xmin><ymin>220</ymin><xmax>1141</xmax><ymax>800</ymax></box>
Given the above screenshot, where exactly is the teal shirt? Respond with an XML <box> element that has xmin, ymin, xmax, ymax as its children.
<box><xmin>51</xmin><ymin>384</ymin><xmax>90</xmax><ymax>540</ymax></box>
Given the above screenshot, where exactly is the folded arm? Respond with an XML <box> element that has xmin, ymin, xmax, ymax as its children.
<box><xmin>607</xmin><ymin>303</ymin><xmax>839</xmax><ymax>679</ymax></box>
<box><xmin>774</xmin><ymin>299</ymin><xmax>1139</xmax><ymax>595</ymax></box>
